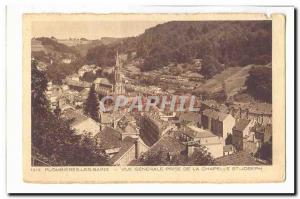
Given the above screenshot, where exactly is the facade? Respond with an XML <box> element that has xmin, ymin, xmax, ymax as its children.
<box><xmin>201</xmin><ymin>109</ymin><xmax>235</xmax><ymax>141</ymax></box>
<box><xmin>232</xmin><ymin>119</ymin><xmax>255</xmax><ymax>151</ymax></box>
<box><xmin>111</xmin><ymin>137</ymin><xmax>149</xmax><ymax>166</ymax></box>
<box><xmin>139</xmin><ymin>113</ymin><xmax>176</xmax><ymax>146</ymax></box>
<box><xmin>94</xmin><ymin>77</ymin><xmax>114</xmax><ymax>96</ymax></box>
<box><xmin>180</xmin><ymin>125</ymin><xmax>224</xmax><ymax>158</ymax></box>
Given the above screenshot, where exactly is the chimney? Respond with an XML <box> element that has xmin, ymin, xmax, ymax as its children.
<box><xmin>186</xmin><ymin>144</ymin><xmax>195</xmax><ymax>157</ymax></box>
<box><xmin>135</xmin><ymin>139</ymin><xmax>139</xmax><ymax>159</ymax></box>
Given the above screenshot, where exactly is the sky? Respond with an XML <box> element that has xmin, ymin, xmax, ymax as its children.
<box><xmin>32</xmin><ymin>21</ymin><xmax>166</xmax><ymax>40</ymax></box>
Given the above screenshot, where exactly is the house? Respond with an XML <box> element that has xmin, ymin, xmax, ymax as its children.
<box><xmin>252</xmin><ymin>124</ymin><xmax>272</xmax><ymax>143</ymax></box>
<box><xmin>116</xmin><ymin>114</ymin><xmax>140</xmax><ymax>139</ymax></box>
<box><xmin>215</xmin><ymin>151</ymin><xmax>264</xmax><ymax>166</ymax></box>
<box><xmin>70</xmin><ymin>74</ymin><xmax>80</xmax><ymax>82</ymax></box>
<box><xmin>201</xmin><ymin>109</ymin><xmax>235</xmax><ymax>141</ymax></box>
<box><xmin>139</xmin><ymin>113</ymin><xmax>177</xmax><ymax>146</ymax></box>
<box><xmin>65</xmin><ymin>76</ymin><xmax>91</xmax><ymax>89</ymax></box>
<box><xmin>94</xmin><ymin>127</ymin><xmax>149</xmax><ymax>166</ymax></box>
<box><xmin>46</xmin><ymin>84</ymin><xmax>63</xmax><ymax>110</ymax></box>
<box><xmin>180</xmin><ymin>125</ymin><xmax>224</xmax><ymax>158</ymax></box>
<box><xmin>232</xmin><ymin>119</ymin><xmax>255</xmax><ymax>151</ymax></box>
<box><xmin>62</xmin><ymin>58</ymin><xmax>72</xmax><ymax>64</ymax></box>
<box><xmin>177</xmin><ymin>112</ymin><xmax>201</xmax><ymax>126</ymax></box>
<box><xmin>142</xmin><ymin>135</ymin><xmax>186</xmax><ymax>163</ymax></box>
<box><xmin>62</xmin><ymin>108</ymin><xmax>100</xmax><ymax>137</ymax></box>
<box><xmin>242</xmin><ymin>123</ymin><xmax>272</xmax><ymax>154</ymax></box>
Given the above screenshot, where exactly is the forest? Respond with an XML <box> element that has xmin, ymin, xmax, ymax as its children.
<box><xmin>86</xmin><ymin>21</ymin><xmax>272</xmax><ymax>76</ymax></box>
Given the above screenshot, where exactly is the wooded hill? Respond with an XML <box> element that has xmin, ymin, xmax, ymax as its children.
<box><xmin>87</xmin><ymin>21</ymin><xmax>271</xmax><ymax>77</ymax></box>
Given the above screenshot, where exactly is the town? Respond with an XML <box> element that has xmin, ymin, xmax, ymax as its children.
<box><xmin>32</xmin><ymin>48</ymin><xmax>272</xmax><ymax>166</ymax></box>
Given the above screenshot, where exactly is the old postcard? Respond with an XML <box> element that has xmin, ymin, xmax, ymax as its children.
<box><xmin>23</xmin><ymin>13</ymin><xmax>285</xmax><ymax>183</ymax></box>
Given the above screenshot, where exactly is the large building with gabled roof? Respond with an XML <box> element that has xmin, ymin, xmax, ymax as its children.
<box><xmin>201</xmin><ymin>109</ymin><xmax>235</xmax><ymax>141</ymax></box>
<box><xmin>94</xmin><ymin>52</ymin><xmax>125</xmax><ymax>96</ymax></box>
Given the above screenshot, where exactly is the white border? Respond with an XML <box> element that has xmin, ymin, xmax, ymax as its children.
<box><xmin>5</xmin><ymin>2</ymin><xmax>295</xmax><ymax>194</ymax></box>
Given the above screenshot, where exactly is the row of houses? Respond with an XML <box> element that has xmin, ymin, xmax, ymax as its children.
<box><xmin>137</xmin><ymin>102</ymin><xmax>272</xmax><ymax>162</ymax></box>
<box><xmin>61</xmin><ymin>108</ymin><xmax>149</xmax><ymax>166</ymax></box>
<box><xmin>46</xmin><ymin>81</ymin><xmax>90</xmax><ymax>111</ymax></box>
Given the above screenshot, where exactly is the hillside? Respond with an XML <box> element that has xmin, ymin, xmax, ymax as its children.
<box><xmin>200</xmin><ymin>65</ymin><xmax>253</xmax><ymax>97</ymax></box>
<box><xmin>194</xmin><ymin>63</ymin><xmax>271</xmax><ymax>104</ymax></box>
<box><xmin>31</xmin><ymin>37</ymin><xmax>85</xmax><ymax>84</ymax></box>
<box><xmin>136</xmin><ymin>21</ymin><xmax>271</xmax><ymax>72</ymax></box>
<box><xmin>85</xmin><ymin>21</ymin><xmax>272</xmax><ymax>78</ymax></box>
<box><xmin>72</xmin><ymin>37</ymin><xmax>124</xmax><ymax>57</ymax></box>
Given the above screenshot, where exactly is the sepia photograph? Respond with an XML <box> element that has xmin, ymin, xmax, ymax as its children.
<box><xmin>30</xmin><ymin>18</ymin><xmax>273</xmax><ymax>167</ymax></box>
<box><xmin>21</xmin><ymin>13</ymin><xmax>286</xmax><ymax>183</ymax></box>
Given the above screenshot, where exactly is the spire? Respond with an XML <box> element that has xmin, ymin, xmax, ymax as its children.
<box><xmin>115</xmin><ymin>51</ymin><xmax>120</xmax><ymax>67</ymax></box>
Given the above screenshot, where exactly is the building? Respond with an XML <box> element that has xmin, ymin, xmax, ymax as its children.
<box><xmin>232</xmin><ymin>119</ymin><xmax>256</xmax><ymax>151</ymax></box>
<box><xmin>45</xmin><ymin>82</ymin><xmax>63</xmax><ymax>111</ymax></box>
<box><xmin>94</xmin><ymin>52</ymin><xmax>125</xmax><ymax>96</ymax></box>
<box><xmin>177</xmin><ymin>112</ymin><xmax>201</xmax><ymax>126</ymax></box>
<box><xmin>62</xmin><ymin>58</ymin><xmax>72</xmax><ymax>64</ymax></box>
<box><xmin>62</xmin><ymin>108</ymin><xmax>100</xmax><ymax>137</ymax></box>
<box><xmin>179</xmin><ymin>125</ymin><xmax>224</xmax><ymax>158</ymax></box>
<box><xmin>70</xmin><ymin>74</ymin><xmax>80</xmax><ymax>82</ymax></box>
<box><xmin>94</xmin><ymin>77</ymin><xmax>114</xmax><ymax>96</ymax></box>
<box><xmin>141</xmin><ymin>135</ymin><xmax>186</xmax><ymax>163</ymax></box>
<box><xmin>64</xmin><ymin>76</ymin><xmax>91</xmax><ymax>89</ymax></box>
<box><xmin>94</xmin><ymin>127</ymin><xmax>149</xmax><ymax>166</ymax></box>
<box><xmin>201</xmin><ymin>109</ymin><xmax>235</xmax><ymax>141</ymax></box>
<box><xmin>214</xmin><ymin>151</ymin><xmax>264</xmax><ymax>166</ymax></box>
<box><xmin>242</xmin><ymin>123</ymin><xmax>272</xmax><ymax>154</ymax></box>
<box><xmin>78</xmin><ymin>64</ymin><xmax>101</xmax><ymax>77</ymax></box>
<box><xmin>139</xmin><ymin>113</ymin><xmax>177</xmax><ymax>146</ymax></box>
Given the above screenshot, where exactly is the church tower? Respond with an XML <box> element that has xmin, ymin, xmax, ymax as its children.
<box><xmin>113</xmin><ymin>51</ymin><xmax>124</xmax><ymax>94</ymax></box>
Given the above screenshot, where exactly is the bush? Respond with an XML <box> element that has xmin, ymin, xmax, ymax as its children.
<box><xmin>245</xmin><ymin>66</ymin><xmax>272</xmax><ymax>103</ymax></box>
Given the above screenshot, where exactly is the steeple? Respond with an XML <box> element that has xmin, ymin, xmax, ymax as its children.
<box><xmin>113</xmin><ymin>51</ymin><xmax>124</xmax><ymax>94</ymax></box>
<box><xmin>115</xmin><ymin>51</ymin><xmax>120</xmax><ymax>68</ymax></box>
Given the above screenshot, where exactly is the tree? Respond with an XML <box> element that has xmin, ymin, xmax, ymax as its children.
<box><xmin>86</xmin><ymin>45</ymin><xmax>115</xmax><ymax>66</ymax></box>
<box><xmin>140</xmin><ymin>150</ymin><xmax>168</xmax><ymax>166</ymax></box>
<box><xmin>31</xmin><ymin>60</ymin><xmax>49</xmax><ymax>116</ymax></box>
<box><xmin>139</xmin><ymin>150</ymin><xmax>185</xmax><ymax>166</ymax></box>
<box><xmin>187</xmin><ymin>146</ymin><xmax>215</xmax><ymax>165</ymax></box>
<box><xmin>200</xmin><ymin>55</ymin><xmax>224</xmax><ymax>79</ymax></box>
<box><xmin>245</xmin><ymin>66</ymin><xmax>272</xmax><ymax>103</ymax></box>
<box><xmin>84</xmin><ymin>84</ymin><xmax>100</xmax><ymax>121</ymax></box>
<box><xmin>255</xmin><ymin>137</ymin><xmax>272</xmax><ymax>163</ymax></box>
<box><xmin>31</xmin><ymin>60</ymin><xmax>109</xmax><ymax>166</ymax></box>
<box><xmin>225</xmin><ymin>134</ymin><xmax>233</xmax><ymax>145</ymax></box>
<box><xmin>81</xmin><ymin>71</ymin><xmax>97</xmax><ymax>82</ymax></box>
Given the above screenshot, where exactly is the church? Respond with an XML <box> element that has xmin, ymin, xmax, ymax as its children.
<box><xmin>94</xmin><ymin>52</ymin><xmax>125</xmax><ymax>96</ymax></box>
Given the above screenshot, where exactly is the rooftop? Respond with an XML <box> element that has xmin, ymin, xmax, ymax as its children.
<box><xmin>94</xmin><ymin>77</ymin><xmax>112</xmax><ymax>85</ymax></box>
<box><xmin>178</xmin><ymin>112</ymin><xmax>200</xmax><ymax>123</ymax></box>
<box><xmin>110</xmin><ymin>136</ymin><xmax>136</xmax><ymax>163</ymax></box>
<box><xmin>149</xmin><ymin>136</ymin><xmax>185</xmax><ymax>154</ymax></box>
<box><xmin>203</xmin><ymin>109</ymin><xmax>230</xmax><ymax>121</ymax></box>
<box><xmin>63</xmin><ymin>108</ymin><xmax>89</xmax><ymax>126</ymax></box>
<box><xmin>94</xmin><ymin>127</ymin><xmax>122</xmax><ymax>150</ymax></box>
<box><xmin>233</xmin><ymin>119</ymin><xmax>251</xmax><ymax>132</ymax></box>
<box><xmin>182</xmin><ymin>126</ymin><xmax>216</xmax><ymax>139</ymax></box>
<box><xmin>215</xmin><ymin>151</ymin><xmax>265</xmax><ymax>166</ymax></box>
